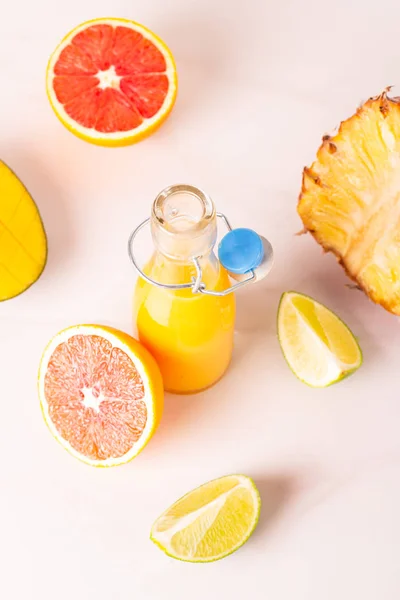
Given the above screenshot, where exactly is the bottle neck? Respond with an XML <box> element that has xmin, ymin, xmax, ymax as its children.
<box><xmin>147</xmin><ymin>185</ymin><xmax>221</xmax><ymax>290</ymax></box>
<box><xmin>151</xmin><ymin>184</ymin><xmax>217</xmax><ymax>262</ymax></box>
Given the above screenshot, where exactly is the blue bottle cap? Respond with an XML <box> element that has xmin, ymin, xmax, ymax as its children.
<box><xmin>218</xmin><ymin>228</ymin><xmax>264</xmax><ymax>274</ymax></box>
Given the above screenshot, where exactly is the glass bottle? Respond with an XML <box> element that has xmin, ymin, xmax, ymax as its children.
<box><xmin>133</xmin><ymin>185</ymin><xmax>236</xmax><ymax>394</ymax></box>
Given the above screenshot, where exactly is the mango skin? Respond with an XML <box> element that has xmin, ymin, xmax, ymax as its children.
<box><xmin>0</xmin><ymin>161</ymin><xmax>47</xmax><ymax>301</ymax></box>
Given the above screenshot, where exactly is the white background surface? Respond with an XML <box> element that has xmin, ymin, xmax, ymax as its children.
<box><xmin>1</xmin><ymin>0</ymin><xmax>400</xmax><ymax>598</ymax></box>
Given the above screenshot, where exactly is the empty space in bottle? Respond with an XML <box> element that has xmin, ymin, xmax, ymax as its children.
<box><xmin>153</xmin><ymin>184</ymin><xmax>215</xmax><ymax>234</ymax></box>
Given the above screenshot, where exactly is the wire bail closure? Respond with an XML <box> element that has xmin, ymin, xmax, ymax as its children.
<box><xmin>128</xmin><ymin>213</ymin><xmax>256</xmax><ymax>297</ymax></box>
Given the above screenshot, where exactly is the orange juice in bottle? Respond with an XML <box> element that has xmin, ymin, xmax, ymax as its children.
<box><xmin>133</xmin><ymin>185</ymin><xmax>235</xmax><ymax>394</ymax></box>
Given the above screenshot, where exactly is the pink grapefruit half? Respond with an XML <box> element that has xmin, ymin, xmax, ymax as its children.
<box><xmin>38</xmin><ymin>325</ymin><xmax>164</xmax><ymax>466</ymax></box>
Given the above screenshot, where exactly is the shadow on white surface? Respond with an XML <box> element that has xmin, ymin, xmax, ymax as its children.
<box><xmin>154</xmin><ymin>8</ymin><xmax>232</xmax><ymax>121</ymax></box>
<box><xmin>235</xmin><ymin>282</ymin><xmax>280</xmax><ymax>334</ymax></box>
<box><xmin>252</xmin><ymin>475</ymin><xmax>296</xmax><ymax>540</ymax></box>
<box><xmin>230</xmin><ymin>283</ymin><xmax>282</xmax><ymax>375</ymax></box>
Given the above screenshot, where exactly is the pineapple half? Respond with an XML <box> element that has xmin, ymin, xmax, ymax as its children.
<box><xmin>298</xmin><ymin>89</ymin><xmax>400</xmax><ymax>315</ymax></box>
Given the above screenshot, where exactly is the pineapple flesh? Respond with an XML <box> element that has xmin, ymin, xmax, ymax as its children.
<box><xmin>298</xmin><ymin>89</ymin><xmax>400</xmax><ymax>315</ymax></box>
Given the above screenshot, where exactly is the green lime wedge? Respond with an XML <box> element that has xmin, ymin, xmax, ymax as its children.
<box><xmin>150</xmin><ymin>475</ymin><xmax>261</xmax><ymax>562</ymax></box>
<box><xmin>278</xmin><ymin>291</ymin><xmax>362</xmax><ymax>387</ymax></box>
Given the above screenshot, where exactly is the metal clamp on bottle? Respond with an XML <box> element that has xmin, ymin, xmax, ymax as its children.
<box><xmin>128</xmin><ymin>213</ymin><xmax>274</xmax><ymax>297</ymax></box>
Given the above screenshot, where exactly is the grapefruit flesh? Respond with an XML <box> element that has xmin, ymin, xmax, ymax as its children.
<box><xmin>47</xmin><ymin>19</ymin><xmax>177</xmax><ymax>145</ymax></box>
<box><xmin>38</xmin><ymin>325</ymin><xmax>164</xmax><ymax>466</ymax></box>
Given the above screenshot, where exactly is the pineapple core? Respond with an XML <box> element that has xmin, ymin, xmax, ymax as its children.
<box><xmin>298</xmin><ymin>90</ymin><xmax>400</xmax><ymax>315</ymax></box>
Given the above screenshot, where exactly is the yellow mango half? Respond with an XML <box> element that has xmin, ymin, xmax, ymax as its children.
<box><xmin>0</xmin><ymin>161</ymin><xmax>47</xmax><ymax>301</ymax></box>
